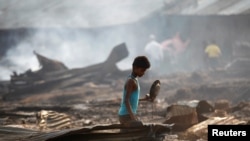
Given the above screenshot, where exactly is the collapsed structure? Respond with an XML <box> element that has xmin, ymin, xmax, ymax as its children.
<box><xmin>3</xmin><ymin>42</ymin><xmax>129</xmax><ymax>100</ymax></box>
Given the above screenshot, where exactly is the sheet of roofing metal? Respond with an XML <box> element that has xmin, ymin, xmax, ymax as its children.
<box><xmin>219</xmin><ymin>0</ymin><xmax>250</xmax><ymax>15</ymax></box>
<box><xmin>0</xmin><ymin>123</ymin><xmax>172</xmax><ymax>141</ymax></box>
<box><xmin>180</xmin><ymin>0</ymin><xmax>250</xmax><ymax>15</ymax></box>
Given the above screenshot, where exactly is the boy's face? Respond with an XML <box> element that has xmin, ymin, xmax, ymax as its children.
<box><xmin>134</xmin><ymin>67</ymin><xmax>147</xmax><ymax>77</ymax></box>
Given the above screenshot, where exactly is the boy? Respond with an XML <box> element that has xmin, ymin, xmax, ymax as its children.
<box><xmin>118</xmin><ymin>56</ymin><xmax>151</xmax><ymax>126</ymax></box>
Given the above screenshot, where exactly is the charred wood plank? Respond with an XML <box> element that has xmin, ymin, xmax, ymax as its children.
<box><xmin>4</xmin><ymin>42</ymin><xmax>129</xmax><ymax>99</ymax></box>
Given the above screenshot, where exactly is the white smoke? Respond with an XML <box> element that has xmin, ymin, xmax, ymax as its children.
<box><xmin>0</xmin><ymin>0</ymin><xmax>165</xmax><ymax>80</ymax></box>
<box><xmin>0</xmin><ymin>27</ymin><xmax>139</xmax><ymax>80</ymax></box>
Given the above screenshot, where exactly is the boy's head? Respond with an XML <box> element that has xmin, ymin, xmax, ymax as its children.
<box><xmin>132</xmin><ymin>56</ymin><xmax>150</xmax><ymax>77</ymax></box>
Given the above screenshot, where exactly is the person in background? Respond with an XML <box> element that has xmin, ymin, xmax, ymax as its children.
<box><xmin>204</xmin><ymin>40</ymin><xmax>222</xmax><ymax>70</ymax></box>
<box><xmin>144</xmin><ymin>34</ymin><xmax>164</xmax><ymax>75</ymax></box>
<box><xmin>118</xmin><ymin>56</ymin><xmax>151</xmax><ymax>128</ymax></box>
<box><xmin>161</xmin><ymin>32</ymin><xmax>190</xmax><ymax>71</ymax></box>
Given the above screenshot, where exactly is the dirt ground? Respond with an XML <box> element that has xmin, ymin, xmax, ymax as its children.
<box><xmin>0</xmin><ymin>69</ymin><xmax>250</xmax><ymax>141</ymax></box>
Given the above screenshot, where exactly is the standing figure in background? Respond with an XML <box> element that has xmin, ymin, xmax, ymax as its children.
<box><xmin>204</xmin><ymin>40</ymin><xmax>222</xmax><ymax>70</ymax></box>
<box><xmin>161</xmin><ymin>32</ymin><xmax>190</xmax><ymax>71</ymax></box>
<box><xmin>144</xmin><ymin>34</ymin><xmax>164</xmax><ymax>75</ymax></box>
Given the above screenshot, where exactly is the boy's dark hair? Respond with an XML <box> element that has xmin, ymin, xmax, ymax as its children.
<box><xmin>132</xmin><ymin>56</ymin><xmax>151</xmax><ymax>69</ymax></box>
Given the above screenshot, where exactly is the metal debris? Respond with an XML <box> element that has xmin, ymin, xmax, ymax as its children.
<box><xmin>28</xmin><ymin>123</ymin><xmax>173</xmax><ymax>141</ymax></box>
<box><xmin>36</xmin><ymin>110</ymin><xmax>72</xmax><ymax>131</ymax></box>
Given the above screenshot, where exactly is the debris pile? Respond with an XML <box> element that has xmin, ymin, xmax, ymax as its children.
<box><xmin>0</xmin><ymin>42</ymin><xmax>250</xmax><ymax>141</ymax></box>
<box><xmin>36</xmin><ymin>110</ymin><xmax>72</xmax><ymax>131</ymax></box>
<box><xmin>2</xmin><ymin>42</ymin><xmax>129</xmax><ymax>100</ymax></box>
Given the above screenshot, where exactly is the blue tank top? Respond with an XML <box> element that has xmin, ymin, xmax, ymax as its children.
<box><xmin>118</xmin><ymin>75</ymin><xmax>140</xmax><ymax>116</ymax></box>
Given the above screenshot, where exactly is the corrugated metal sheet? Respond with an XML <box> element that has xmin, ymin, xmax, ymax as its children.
<box><xmin>164</xmin><ymin>0</ymin><xmax>250</xmax><ymax>15</ymax></box>
<box><xmin>0</xmin><ymin>123</ymin><xmax>172</xmax><ymax>141</ymax></box>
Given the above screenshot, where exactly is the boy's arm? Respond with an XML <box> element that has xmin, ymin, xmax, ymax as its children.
<box><xmin>125</xmin><ymin>79</ymin><xmax>137</xmax><ymax>120</ymax></box>
<box><xmin>139</xmin><ymin>94</ymin><xmax>151</xmax><ymax>102</ymax></box>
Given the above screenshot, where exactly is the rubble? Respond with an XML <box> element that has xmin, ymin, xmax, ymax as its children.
<box><xmin>36</xmin><ymin>110</ymin><xmax>72</xmax><ymax>131</ymax></box>
<box><xmin>30</xmin><ymin>123</ymin><xmax>172</xmax><ymax>141</ymax></box>
<box><xmin>233</xmin><ymin>42</ymin><xmax>250</xmax><ymax>59</ymax></box>
<box><xmin>0</xmin><ymin>41</ymin><xmax>250</xmax><ymax>140</ymax></box>
<box><xmin>225</xmin><ymin>42</ymin><xmax>250</xmax><ymax>77</ymax></box>
<box><xmin>2</xmin><ymin>42</ymin><xmax>129</xmax><ymax>100</ymax></box>
<box><xmin>181</xmin><ymin>116</ymin><xmax>247</xmax><ymax>140</ymax></box>
<box><xmin>33</xmin><ymin>51</ymin><xmax>68</xmax><ymax>73</ymax></box>
<box><xmin>163</xmin><ymin>100</ymin><xmax>214</xmax><ymax>132</ymax></box>
<box><xmin>0</xmin><ymin>98</ymin><xmax>250</xmax><ymax>140</ymax></box>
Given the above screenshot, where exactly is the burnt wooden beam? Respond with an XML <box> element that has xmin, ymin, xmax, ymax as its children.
<box><xmin>4</xmin><ymin>42</ymin><xmax>129</xmax><ymax>100</ymax></box>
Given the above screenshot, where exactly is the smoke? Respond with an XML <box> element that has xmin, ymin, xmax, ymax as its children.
<box><xmin>2</xmin><ymin>1</ymin><xmax>248</xmax><ymax>81</ymax></box>
<box><xmin>0</xmin><ymin>22</ymin><xmax>161</xmax><ymax>80</ymax></box>
<box><xmin>0</xmin><ymin>0</ymin><xmax>166</xmax><ymax>80</ymax></box>
<box><xmin>0</xmin><ymin>29</ymin><xmax>128</xmax><ymax>80</ymax></box>
<box><xmin>0</xmin><ymin>0</ymin><xmax>164</xmax><ymax>29</ymax></box>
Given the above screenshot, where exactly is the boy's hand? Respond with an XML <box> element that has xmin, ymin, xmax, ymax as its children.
<box><xmin>126</xmin><ymin>120</ymin><xmax>143</xmax><ymax>127</ymax></box>
<box><xmin>145</xmin><ymin>93</ymin><xmax>150</xmax><ymax>99</ymax></box>
<box><xmin>145</xmin><ymin>93</ymin><xmax>153</xmax><ymax>102</ymax></box>
<box><xmin>139</xmin><ymin>94</ymin><xmax>154</xmax><ymax>102</ymax></box>
<box><xmin>131</xmin><ymin>115</ymin><xmax>138</xmax><ymax>121</ymax></box>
